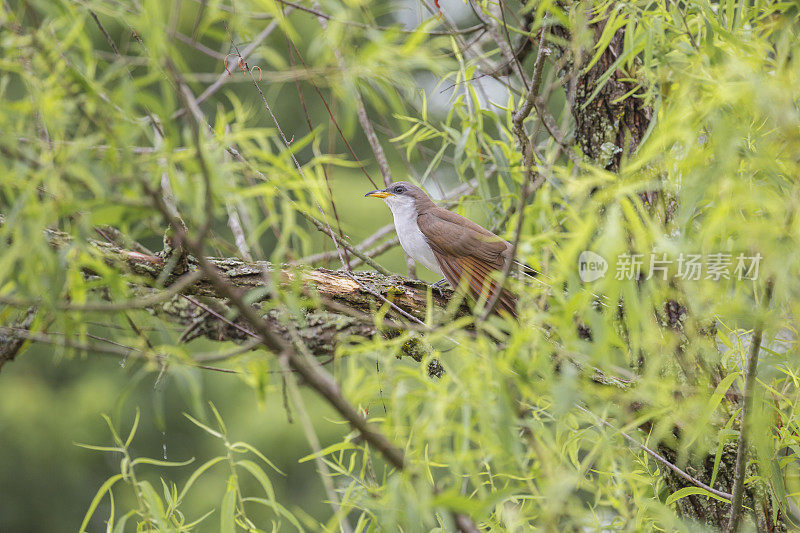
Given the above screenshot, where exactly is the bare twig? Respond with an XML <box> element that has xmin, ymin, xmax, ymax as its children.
<box><xmin>181</xmin><ymin>295</ymin><xmax>259</xmax><ymax>341</ymax></box>
<box><xmin>175</xmin><ymin>31</ymin><xmax>227</xmax><ymax>60</ymax></box>
<box><xmin>173</xmin><ymin>13</ymin><xmax>287</xmax><ymax>119</ymax></box>
<box><xmin>273</xmin><ymin>0</ymin><xmax>484</xmax><ymax>35</ymax></box>
<box><xmin>222</xmin><ymin>126</ymin><xmax>254</xmax><ymax>262</ymax></box>
<box><xmin>0</xmin><ymin>270</ymin><xmax>203</xmax><ymax>312</ymax></box>
<box><xmin>89</xmin><ymin>10</ymin><xmax>120</xmax><ymax>55</ymax></box>
<box><xmin>307</xmin><ymin>217</ymin><xmax>391</xmax><ymax>275</ymax></box>
<box><xmin>511</xmin><ymin>28</ymin><xmax>548</xmax><ymax>170</ymax></box>
<box><xmin>313</xmin><ymin>4</ymin><xmax>392</xmax><ymax>187</ymax></box>
<box><xmin>0</xmin><ymin>327</ymin><xmax>237</xmax><ymax>374</ymax></box>
<box><xmin>471</xmin><ymin>0</ymin><xmax>529</xmax><ymax>89</ymax></box>
<box><xmin>419</xmin><ymin>0</ymin><xmax>515</xmax><ymax>98</ymax></box>
<box><xmin>193</xmin><ymin>338</ymin><xmax>262</xmax><ymax>363</ymax></box>
<box><xmin>725</xmin><ymin>279</ymin><xmax>775</xmax><ymax>532</ymax></box>
<box><xmin>225</xmin><ymin>201</ymin><xmax>253</xmax><ymax>262</ymax></box>
<box><xmin>286</xmin><ymin>37</ymin><xmax>351</xmax><ymax>270</ymax></box>
<box><xmin>281</xmin><ymin>38</ymin><xmax>380</xmax><ymax>189</ymax></box>
<box><xmin>480</xmin><ymin>27</ymin><xmax>548</xmax><ymax>320</ymax></box>
<box><xmin>279</xmin><ymin>334</ymin><xmax>353</xmax><ymax>533</ymax></box>
<box><xmin>576</xmin><ymin>404</ymin><xmax>733</xmax><ymax>502</ymax></box>
<box><xmin>299</xmin><ymin>235</ymin><xmax>399</xmax><ymax>267</ymax></box>
<box><xmin>353</xmin><ymin>223</ymin><xmax>396</xmax><ymax>251</ymax></box>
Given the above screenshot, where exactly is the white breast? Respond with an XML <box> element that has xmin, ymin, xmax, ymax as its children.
<box><xmin>386</xmin><ymin>198</ymin><xmax>443</xmax><ymax>277</ymax></box>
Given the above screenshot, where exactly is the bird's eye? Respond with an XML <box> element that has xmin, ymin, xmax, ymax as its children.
<box><xmin>393</xmin><ymin>186</ymin><xmax>405</xmax><ymax>194</ymax></box>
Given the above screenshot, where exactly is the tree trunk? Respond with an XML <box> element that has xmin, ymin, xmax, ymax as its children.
<box><xmin>553</xmin><ymin>14</ymin><xmax>785</xmax><ymax>532</ymax></box>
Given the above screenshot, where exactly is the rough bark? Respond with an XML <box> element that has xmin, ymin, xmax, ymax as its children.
<box><xmin>0</xmin><ymin>234</ymin><xmax>459</xmax><ymax>367</ymax></box>
<box><xmin>552</xmin><ymin>19</ymin><xmax>652</xmax><ymax>174</ymax></box>
<box><xmin>0</xmin><ymin>306</ymin><xmax>35</xmax><ymax>371</ymax></box>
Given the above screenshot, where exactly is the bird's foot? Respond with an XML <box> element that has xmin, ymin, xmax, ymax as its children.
<box><xmin>430</xmin><ymin>278</ymin><xmax>449</xmax><ymax>298</ymax></box>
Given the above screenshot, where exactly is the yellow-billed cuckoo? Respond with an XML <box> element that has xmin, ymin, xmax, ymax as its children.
<box><xmin>365</xmin><ymin>181</ymin><xmax>519</xmax><ymax>316</ymax></box>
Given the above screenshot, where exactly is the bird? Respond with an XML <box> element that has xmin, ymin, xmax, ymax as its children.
<box><xmin>365</xmin><ymin>181</ymin><xmax>523</xmax><ymax>316</ymax></box>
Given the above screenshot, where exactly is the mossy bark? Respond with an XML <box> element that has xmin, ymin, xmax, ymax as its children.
<box><xmin>0</xmin><ymin>232</ymin><xmax>459</xmax><ymax>365</ymax></box>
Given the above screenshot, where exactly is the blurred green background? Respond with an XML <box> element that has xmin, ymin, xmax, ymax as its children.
<box><xmin>0</xmin><ymin>342</ymin><xmax>339</xmax><ymax>531</ymax></box>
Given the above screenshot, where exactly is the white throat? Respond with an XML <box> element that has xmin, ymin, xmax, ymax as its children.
<box><xmin>384</xmin><ymin>196</ymin><xmax>443</xmax><ymax>277</ymax></box>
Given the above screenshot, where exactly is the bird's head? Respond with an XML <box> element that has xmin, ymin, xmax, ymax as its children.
<box><xmin>364</xmin><ymin>181</ymin><xmax>430</xmax><ymax>213</ymax></box>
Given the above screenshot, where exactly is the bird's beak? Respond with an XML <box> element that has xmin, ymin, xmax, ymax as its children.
<box><xmin>364</xmin><ymin>189</ymin><xmax>392</xmax><ymax>198</ymax></box>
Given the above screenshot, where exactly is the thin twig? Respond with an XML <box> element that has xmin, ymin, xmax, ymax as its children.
<box><xmin>282</xmin><ymin>38</ymin><xmax>380</xmax><ymax>188</ymax></box>
<box><xmin>0</xmin><ymin>270</ymin><xmax>203</xmax><ymax>312</ymax></box>
<box><xmin>279</xmin><ymin>331</ymin><xmax>353</xmax><ymax>533</ymax></box>
<box><xmin>181</xmin><ymin>295</ymin><xmax>259</xmax><ymax>340</ymax></box>
<box><xmin>173</xmin><ymin>13</ymin><xmax>287</xmax><ymax>119</ymax></box>
<box><xmin>225</xmin><ymin>201</ymin><xmax>253</xmax><ymax>262</ymax></box>
<box><xmin>273</xmin><ymin>0</ymin><xmax>484</xmax><ymax>35</ymax></box>
<box><xmin>480</xmin><ymin>27</ymin><xmax>548</xmax><ymax>320</ymax></box>
<box><xmin>512</xmin><ymin>28</ymin><xmax>548</xmax><ymax>169</ymax></box>
<box><xmin>576</xmin><ymin>404</ymin><xmax>733</xmax><ymax>502</ymax></box>
<box><xmin>89</xmin><ymin>10</ymin><xmax>120</xmax><ymax>55</ymax></box>
<box><xmin>420</xmin><ymin>0</ymin><xmax>516</xmax><ymax>98</ymax></box>
<box><xmin>726</xmin><ymin>278</ymin><xmax>775</xmax><ymax>532</ymax></box>
<box><xmin>175</xmin><ymin>31</ymin><xmax>227</xmax><ymax>60</ymax></box>
<box><xmin>286</xmin><ymin>36</ymin><xmax>351</xmax><ymax>270</ymax></box>
<box><xmin>228</xmin><ymin>33</ymin><xmax>432</xmax><ymax>326</ymax></box>
<box><xmin>299</xmin><ymin>236</ymin><xmax>399</xmax><ymax>267</ymax></box>
<box><xmin>352</xmin><ymin>223</ymin><xmax>396</xmax><ymax>251</ymax></box>
<box><xmin>471</xmin><ymin>0</ymin><xmax>528</xmax><ymax>89</ymax></box>
<box><xmin>222</xmin><ymin>125</ymin><xmax>254</xmax><ymax>262</ymax></box>
<box><xmin>194</xmin><ymin>338</ymin><xmax>262</xmax><ymax>362</ymax></box>
<box><xmin>0</xmin><ymin>327</ymin><xmax>237</xmax><ymax>374</ymax></box>
<box><xmin>313</xmin><ymin>3</ymin><xmax>392</xmax><ymax>187</ymax></box>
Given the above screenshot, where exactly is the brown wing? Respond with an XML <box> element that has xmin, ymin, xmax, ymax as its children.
<box><xmin>417</xmin><ymin>207</ymin><xmax>517</xmax><ymax>317</ymax></box>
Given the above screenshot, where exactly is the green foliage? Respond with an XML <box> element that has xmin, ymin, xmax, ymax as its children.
<box><xmin>2</xmin><ymin>0</ymin><xmax>800</xmax><ymax>531</ymax></box>
<box><xmin>76</xmin><ymin>405</ymin><xmax>301</xmax><ymax>532</ymax></box>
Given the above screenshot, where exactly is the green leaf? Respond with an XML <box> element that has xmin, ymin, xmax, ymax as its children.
<box><xmin>79</xmin><ymin>474</ymin><xmax>124</xmax><ymax>533</ymax></box>
<box><xmin>298</xmin><ymin>441</ymin><xmax>357</xmax><ymax>463</ymax></box>
<box><xmin>74</xmin><ymin>442</ymin><xmax>124</xmax><ymax>454</ymax></box>
<box><xmin>124</xmin><ymin>408</ymin><xmax>140</xmax><ymax>448</ymax></box>
<box><xmin>243</xmin><ymin>497</ymin><xmax>304</xmax><ymax>531</ymax></box>
<box><xmin>178</xmin><ymin>456</ymin><xmax>227</xmax><ymax>503</ymax></box>
<box><xmin>208</xmin><ymin>402</ymin><xmax>228</xmax><ymax>436</ymax></box>
<box><xmin>130</xmin><ymin>456</ymin><xmax>195</xmax><ymax>468</ymax></box>
<box><xmin>111</xmin><ymin>510</ymin><xmax>136</xmax><ymax>533</ymax></box>
<box><xmin>183</xmin><ymin>509</ymin><xmax>216</xmax><ymax>529</ymax></box>
<box><xmin>184</xmin><ymin>413</ymin><xmax>224</xmax><ymax>439</ymax></box>
<box><xmin>237</xmin><ymin>459</ymin><xmax>275</xmax><ymax>501</ymax></box>
<box><xmin>138</xmin><ymin>480</ymin><xmax>170</xmax><ymax>530</ymax></box>
<box><xmin>230</xmin><ymin>441</ymin><xmax>285</xmax><ymax>475</ymax></box>
<box><xmin>665</xmin><ymin>486</ymin><xmax>730</xmax><ymax>506</ymax></box>
<box><xmin>220</xmin><ymin>478</ymin><xmax>237</xmax><ymax>533</ymax></box>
